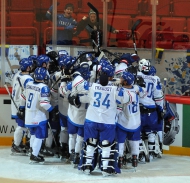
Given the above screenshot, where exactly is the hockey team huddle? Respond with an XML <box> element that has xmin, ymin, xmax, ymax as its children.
<box><xmin>10</xmin><ymin>50</ymin><xmax>165</xmax><ymax>176</ymax></box>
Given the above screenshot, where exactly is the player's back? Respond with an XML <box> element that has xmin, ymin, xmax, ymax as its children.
<box><xmin>86</xmin><ymin>82</ymin><xmax>118</xmax><ymax>125</ymax></box>
<box><xmin>25</xmin><ymin>82</ymin><xmax>49</xmax><ymax>125</ymax></box>
<box><xmin>137</xmin><ymin>71</ymin><xmax>157</xmax><ymax>108</ymax></box>
<box><xmin>117</xmin><ymin>85</ymin><xmax>141</xmax><ymax>131</ymax></box>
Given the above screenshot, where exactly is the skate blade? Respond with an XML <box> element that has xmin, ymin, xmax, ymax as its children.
<box><xmin>10</xmin><ymin>152</ymin><xmax>27</xmax><ymax>156</ymax></box>
<box><xmin>121</xmin><ymin>166</ymin><xmax>137</xmax><ymax>172</ymax></box>
<box><xmin>73</xmin><ymin>164</ymin><xmax>78</xmax><ymax>168</ymax></box>
<box><xmin>29</xmin><ymin>160</ymin><xmax>45</xmax><ymax>165</ymax></box>
<box><xmin>60</xmin><ymin>157</ymin><xmax>70</xmax><ymax>164</ymax></box>
<box><xmin>102</xmin><ymin>172</ymin><xmax>112</xmax><ymax>177</ymax></box>
<box><xmin>83</xmin><ymin>170</ymin><xmax>91</xmax><ymax>175</ymax></box>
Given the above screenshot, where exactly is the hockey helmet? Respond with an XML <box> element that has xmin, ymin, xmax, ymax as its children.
<box><xmin>19</xmin><ymin>58</ymin><xmax>33</xmax><ymax>71</ymax></box>
<box><xmin>34</xmin><ymin>67</ymin><xmax>47</xmax><ymax>81</ymax></box>
<box><xmin>138</xmin><ymin>59</ymin><xmax>150</xmax><ymax>72</ymax></box>
<box><xmin>58</xmin><ymin>56</ymin><xmax>73</xmax><ymax>69</ymax></box>
<box><xmin>36</xmin><ymin>55</ymin><xmax>50</xmax><ymax>67</ymax></box>
<box><xmin>121</xmin><ymin>71</ymin><xmax>135</xmax><ymax>85</ymax></box>
<box><xmin>148</xmin><ymin>65</ymin><xmax>157</xmax><ymax>76</ymax></box>
<box><xmin>101</xmin><ymin>63</ymin><xmax>115</xmax><ymax>77</ymax></box>
<box><xmin>58</xmin><ymin>50</ymin><xmax>69</xmax><ymax>57</ymax></box>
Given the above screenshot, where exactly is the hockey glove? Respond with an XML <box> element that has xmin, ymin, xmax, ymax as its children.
<box><xmin>135</xmin><ymin>76</ymin><xmax>146</xmax><ymax>88</ymax></box>
<box><xmin>50</xmin><ymin>107</ymin><xmax>59</xmax><ymax>122</ymax></box>
<box><xmin>17</xmin><ymin>108</ymin><xmax>25</xmax><ymax>120</ymax></box>
<box><xmin>61</xmin><ymin>74</ymin><xmax>71</xmax><ymax>82</ymax></box>
<box><xmin>68</xmin><ymin>94</ymin><xmax>81</xmax><ymax>108</ymax></box>
<box><xmin>127</xmin><ymin>65</ymin><xmax>138</xmax><ymax>75</ymax></box>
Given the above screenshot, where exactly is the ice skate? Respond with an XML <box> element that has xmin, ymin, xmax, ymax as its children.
<box><xmin>11</xmin><ymin>143</ymin><xmax>27</xmax><ymax>156</ymax></box>
<box><xmin>83</xmin><ymin>164</ymin><xmax>92</xmax><ymax>175</ymax></box>
<box><xmin>102</xmin><ymin>169</ymin><xmax>113</xmax><ymax>177</ymax></box>
<box><xmin>73</xmin><ymin>153</ymin><xmax>80</xmax><ymax>168</ymax></box>
<box><xmin>29</xmin><ymin>154</ymin><xmax>45</xmax><ymax>164</ymax></box>
<box><xmin>39</xmin><ymin>146</ymin><xmax>54</xmax><ymax>157</ymax></box>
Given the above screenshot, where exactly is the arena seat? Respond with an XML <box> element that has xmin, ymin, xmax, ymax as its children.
<box><xmin>173</xmin><ymin>0</ymin><xmax>190</xmax><ymax>17</ymax></box>
<box><xmin>107</xmin><ymin>15</ymin><xmax>132</xmax><ymax>47</ymax></box>
<box><xmin>132</xmin><ymin>16</ymin><xmax>161</xmax><ymax>47</ymax></box>
<box><xmin>109</xmin><ymin>0</ymin><xmax>140</xmax><ymax>16</ymax></box>
<box><xmin>161</xmin><ymin>17</ymin><xmax>186</xmax><ymax>32</ymax></box>
<box><xmin>147</xmin><ymin>0</ymin><xmax>173</xmax><ymax>16</ymax></box>
<box><xmin>7</xmin><ymin>12</ymin><xmax>38</xmax><ymax>45</ymax></box>
<box><xmin>34</xmin><ymin>0</ymin><xmax>52</xmax><ymax>11</ymax></box>
<box><xmin>9</xmin><ymin>0</ymin><xmax>35</xmax><ymax>11</ymax></box>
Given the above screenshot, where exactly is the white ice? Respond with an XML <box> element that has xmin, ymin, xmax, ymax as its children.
<box><xmin>0</xmin><ymin>147</ymin><xmax>190</xmax><ymax>183</ymax></box>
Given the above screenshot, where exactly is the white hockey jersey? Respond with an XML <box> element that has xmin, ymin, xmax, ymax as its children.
<box><xmin>114</xmin><ymin>63</ymin><xmax>128</xmax><ymax>78</ymax></box>
<box><xmin>11</xmin><ymin>72</ymin><xmax>34</xmax><ymax>118</ymax></box>
<box><xmin>80</xmin><ymin>82</ymin><xmax>136</xmax><ymax>125</ymax></box>
<box><xmin>137</xmin><ymin>72</ymin><xmax>164</xmax><ymax>109</ymax></box>
<box><xmin>20</xmin><ymin>81</ymin><xmax>53</xmax><ymax>126</ymax></box>
<box><xmin>51</xmin><ymin>70</ymin><xmax>70</xmax><ymax>117</ymax></box>
<box><xmin>117</xmin><ymin>85</ymin><xmax>147</xmax><ymax>131</ymax></box>
<box><xmin>67</xmin><ymin>74</ymin><xmax>89</xmax><ymax>127</ymax></box>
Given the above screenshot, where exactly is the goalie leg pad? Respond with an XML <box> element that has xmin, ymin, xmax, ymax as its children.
<box><xmin>78</xmin><ymin>139</ymin><xmax>98</xmax><ymax>173</ymax></box>
<box><xmin>101</xmin><ymin>140</ymin><xmax>120</xmax><ymax>175</ymax></box>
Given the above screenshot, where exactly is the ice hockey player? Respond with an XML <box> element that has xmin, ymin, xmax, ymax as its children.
<box><xmin>78</xmin><ymin>62</ymin><xmax>136</xmax><ymax>176</ymax></box>
<box><xmin>20</xmin><ymin>67</ymin><xmax>54</xmax><ymax>164</ymax></box>
<box><xmin>137</xmin><ymin>59</ymin><xmax>164</xmax><ymax>160</ymax></box>
<box><xmin>51</xmin><ymin>55</ymin><xmax>73</xmax><ymax>159</ymax></box>
<box><xmin>116</xmin><ymin>71</ymin><xmax>146</xmax><ymax>169</ymax></box>
<box><xmin>67</xmin><ymin>61</ymin><xmax>91</xmax><ymax>167</ymax></box>
<box><xmin>148</xmin><ymin>65</ymin><xmax>164</xmax><ymax>155</ymax></box>
<box><xmin>114</xmin><ymin>53</ymin><xmax>140</xmax><ymax>78</ymax></box>
<box><xmin>11</xmin><ymin>58</ymin><xmax>34</xmax><ymax>155</ymax></box>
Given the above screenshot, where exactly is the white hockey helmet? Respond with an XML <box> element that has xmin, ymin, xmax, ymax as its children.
<box><xmin>138</xmin><ymin>59</ymin><xmax>150</xmax><ymax>72</ymax></box>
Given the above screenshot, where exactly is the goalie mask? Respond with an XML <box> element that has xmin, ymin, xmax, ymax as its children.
<box><xmin>138</xmin><ymin>59</ymin><xmax>150</xmax><ymax>72</ymax></box>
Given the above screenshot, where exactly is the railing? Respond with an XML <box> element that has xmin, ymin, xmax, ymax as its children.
<box><xmin>0</xmin><ymin>27</ymin><xmax>39</xmax><ymax>45</ymax></box>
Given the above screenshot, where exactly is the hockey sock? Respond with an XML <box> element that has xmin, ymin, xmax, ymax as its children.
<box><xmin>32</xmin><ymin>138</ymin><xmax>43</xmax><ymax>157</ymax></box>
<box><xmin>75</xmin><ymin>135</ymin><xmax>83</xmax><ymax>154</ymax></box>
<box><xmin>14</xmin><ymin>126</ymin><xmax>25</xmax><ymax>146</ymax></box>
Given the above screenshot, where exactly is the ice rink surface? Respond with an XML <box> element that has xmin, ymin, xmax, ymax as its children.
<box><xmin>0</xmin><ymin>147</ymin><xmax>190</xmax><ymax>183</ymax></box>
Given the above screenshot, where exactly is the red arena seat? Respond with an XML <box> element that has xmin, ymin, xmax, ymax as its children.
<box><xmin>173</xmin><ymin>0</ymin><xmax>190</xmax><ymax>17</ymax></box>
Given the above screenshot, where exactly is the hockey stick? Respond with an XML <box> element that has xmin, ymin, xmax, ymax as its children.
<box><xmin>4</xmin><ymin>84</ymin><xmax>19</xmax><ymax>111</ymax></box>
<box><xmin>131</xmin><ymin>19</ymin><xmax>142</xmax><ymax>55</ymax></box>
<box><xmin>87</xmin><ymin>2</ymin><xmax>101</xmax><ymax>55</ymax></box>
<box><xmin>17</xmin><ymin>77</ymin><xmax>24</xmax><ymax>92</ymax></box>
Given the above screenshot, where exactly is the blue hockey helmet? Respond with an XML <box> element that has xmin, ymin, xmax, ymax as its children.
<box><xmin>19</xmin><ymin>58</ymin><xmax>33</xmax><ymax>71</ymax></box>
<box><xmin>101</xmin><ymin>63</ymin><xmax>115</xmax><ymax>77</ymax></box>
<box><xmin>121</xmin><ymin>71</ymin><xmax>135</xmax><ymax>85</ymax></box>
<box><xmin>148</xmin><ymin>65</ymin><xmax>157</xmax><ymax>76</ymax></box>
<box><xmin>58</xmin><ymin>56</ymin><xmax>72</xmax><ymax>69</ymax></box>
<box><xmin>36</xmin><ymin>55</ymin><xmax>50</xmax><ymax>67</ymax></box>
<box><xmin>28</xmin><ymin>55</ymin><xmax>37</xmax><ymax>62</ymax></box>
<box><xmin>34</xmin><ymin>67</ymin><xmax>47</xmax><ymax>80</ymax></box>
<box><xmin>85</xmin><ymin>53</ymin><xmax>93</xmax><ymax>61</ymax></box>
<box><xmin>73</xmin><ymin>62</ymin><xmax>91</xmax><ymax>80</ymax></box>
<box><xmin>58</xmin><ymin>50</ymin><xmax>69</xmax><ymax>57</ymax></box>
